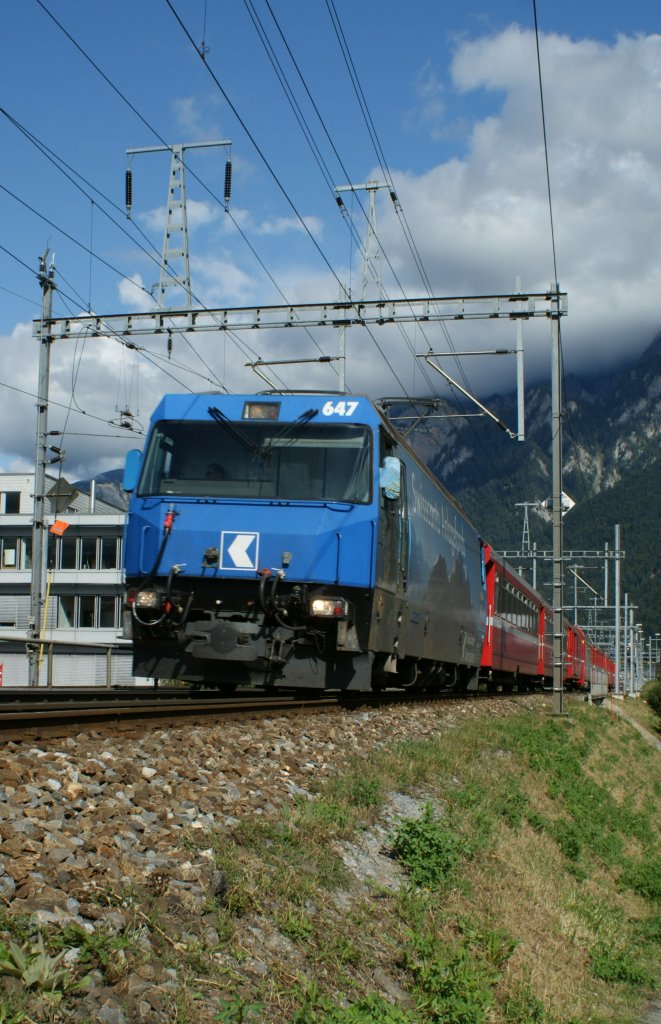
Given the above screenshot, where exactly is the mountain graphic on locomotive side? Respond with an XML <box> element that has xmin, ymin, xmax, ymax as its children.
<box><xmin>121</xmin><ymin>393</ymin><xmax>613</xmax><ymax>695</ymax></box>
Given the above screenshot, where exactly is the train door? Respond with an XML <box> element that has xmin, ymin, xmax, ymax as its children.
<box><xmin>495</xmin><ymin>571</ymin><xmax>510</xmax><ymax>666</ymax></box>
<box><xmin>376</xmin><ymin>432</ymin><xmax>408</xmax><ymax>599</ymax></box>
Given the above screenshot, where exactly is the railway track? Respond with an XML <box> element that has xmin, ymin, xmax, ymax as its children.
<box><xmin>0</xmin><ymin>687</ymin><xmax>343</xmax><ymax>741</ymax></box>
<box><xmin>0</xmin><ymin>684</ymin><xmax>545</xmax><ymax>741</ymax></box>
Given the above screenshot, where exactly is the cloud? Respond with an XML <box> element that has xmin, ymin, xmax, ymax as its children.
<box><xmin>404</xmin><ymin>61</ymin><xmax>448</xmax><ymax>140</ymax></box>
<box><xmin>4</xmin><ymin>26</ymin><xmax>661</xmax><ymax>477</ymax></box>
<box><xmin>378</xmin><ymin>27</ymin><xmax>661</xmax><ymax>392</ymax></box>
<box><xmin>172</xmin><ymin>97</ymin><xmax>207</xmax><ymax>139</ymax></box>
<box><xmin>192</xmin><ymin>256</ymin><xmax>259</xmax><ymax>307</ymax></box>
<box><xmin>117</xmin><ymin>273</ymin><xmax>156</xmax><ymax>313</ymax></box>
<box><xmin>255</xmin><ymin>215</ymin><xmax>324</xmax><ymax>238</ymax></box>
<box><xmin>139</xmin><ymin>198</ymin><xmax>222</xmax><ymax>233</ymax></box>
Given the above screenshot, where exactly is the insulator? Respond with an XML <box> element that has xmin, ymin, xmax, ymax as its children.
<box><xmin>224</xmin><ymin>160</ymin><xmax>232</xmax><ymax>209</ymax></box>
<box><xmin>389</xmin><ymin>190</ymin><xmax>398</xmax><ymax>205</ymax></box>
<box><xmin>125</xmin><ymin>169</ymin><xmax>133</xmax><ymax>214</ymax></box>
<box><xmin>335</xmin><ymin>195</ymin><xmax>345</xmax><ymax>209</ymax></box>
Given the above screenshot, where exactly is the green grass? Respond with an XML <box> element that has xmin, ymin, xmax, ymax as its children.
<box><xmin>1</xmin><ymin>701</ymin><xmax>659</xmax><ymax>1024</ymax></box>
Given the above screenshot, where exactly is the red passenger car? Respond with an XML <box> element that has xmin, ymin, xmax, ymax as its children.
<box><xmin>480</xmin><ymin>544</ymin><xmax>614</xmax><ymax>696</ymax></box>
<box><xmin>480</xmin><ymin>545</ymin><xmax>547</xmax><ymax>691</ymax></box>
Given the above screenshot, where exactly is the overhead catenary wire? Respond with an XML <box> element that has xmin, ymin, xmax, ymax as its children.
<box><xmin>0</xmin><ymin>375</ymin><xmax>143</xmax><ymax>432</ymax></box>
<box><xmin>19</xmin><ymin>10</ymin><xmax>330</xmax><ymax>389</ymax></box>
<box><xmin>244</xmin><ymin>0</ymin><xmax>444</xmax><ymax>402</ymax></box>
<box><xmin>2</xmin><ymin>112</ymin><xmax>292</xmax><ymax>394</ymax></box>
<box><xmin>162</xmin><ymin>0</ymin><xmax>418</xmax><ymax>399</ymax></box>
<box><xmin>24</xmin><ymin>2</ymin><xmax>409</xmax><ymax>400</ymax></box>
<box><xmin>322</xmin><ymin>0</ymin><xmax>483</xmax><ymax>395</ymax></box>
<box><xmin>1</xmin><ymin>106</ymin><xmax>230</xmax><ymax>391</ymax></box>
<box><xmin>321</xmin><ymin>0</ymin><xmax>510</xmax><ymax>477</ymax></box>
<box><xmin>532</xmin><ymin>0</ymin><xmax>596</xmax><ymax>529</ymax></box>
<box><xmin>162</xmin><ymin>0</ymin><xmax>345</xmax><ymax>293</ymax></box>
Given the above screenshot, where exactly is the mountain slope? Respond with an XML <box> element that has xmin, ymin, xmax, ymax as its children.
<box><xmin>404</xmin><ymin>332</ymin><xmax>661</xmax><ymax>632</ymax></box>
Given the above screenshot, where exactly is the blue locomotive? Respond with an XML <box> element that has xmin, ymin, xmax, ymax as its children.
<box><xmin>122</xmin><ymin>393</ymin><xmax>486</xmax><ymax>691</ymax></box>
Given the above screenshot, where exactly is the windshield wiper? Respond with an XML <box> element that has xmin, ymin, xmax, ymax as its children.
<box><xmin>208</xmin><ymin>406</ymin><xmax>258</xmax><ymax>453</ymax></box>
<box><xmin>261</xmin><ymin>408</ymin><xmax>319</xmax><ymax>453</ymax></box>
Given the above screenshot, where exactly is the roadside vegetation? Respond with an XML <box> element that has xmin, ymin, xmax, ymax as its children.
<box><xmin>0</xmin><ymin>700</ymin><xmax>659</xmax><ymax>1023</ymax></box>
<box><xmin>641</xmin><ymin>679</ymin><xmax>661</xmax><ymax>726</ymax></box>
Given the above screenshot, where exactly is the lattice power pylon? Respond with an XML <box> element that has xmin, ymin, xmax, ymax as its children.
<box><xmin>126</xmin><ymin>140</ymin><xmax>232</xmax><ymax>309</ymax></box>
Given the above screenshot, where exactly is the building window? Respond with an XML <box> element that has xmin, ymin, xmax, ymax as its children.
<box><xmin>60</xmin><ymin>535</ymin><xmax>77</xmax><ymax>569</ymax></box>
<box><xmin>100</xmin><ymin>537</ymin><xmax>119</xmax><ymax>569</ymax></box>
<box><xmin>1</xmin><ymin>540</ymin><xmax>17</xmax><ymax>568</ymax></box>
<box><xmin>0</xmin><ymin>537</ymin><xmax>32</xmax><ymax>570</ymax></box>
<box><xmin>80</xmin><ymin>537</ymin><xmax>98</xmax><ymax>569</ymax></box>
<box><xmin>99</xmin><ymin>596</ymin><xmax>117</xmax><ymax>627</ymax></box>
<box><xmin>56</xmin><ymin>594</ymin><xmax>119</xmax><ymax>629</ymax></box>
<box><xmin>53</xmin><ymin>535</ymin><xmax>121</xmax><ymax>570</ymax></box>
<box><xmin>1</xmin><ymin>492</ymin><xmax>21</xmax><ymax>514</ymax></box>
<box><xmin>79</xmin><ymin>596</ymin><xmax>95</xmax><ymax>627</ymax></box>
<box><xmin>58</xmin><ymin>596</ymin><xmax>75</xmax><ymax>627</ymax></box>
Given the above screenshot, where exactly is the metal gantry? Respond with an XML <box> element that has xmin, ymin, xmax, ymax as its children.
<box><xmin>26</xmin><ymin>287</ymin><xmax>567</xmax><ymax>686</ymax></box>
<box><xmin>500</xmin><ymin>520</ymin><xmax>657</xmax><ymax>695</ymax></box>
<box><xmin>36</xmin><ymin>291</ymin><xmax>568</xmax><ymax>341</ymax></box>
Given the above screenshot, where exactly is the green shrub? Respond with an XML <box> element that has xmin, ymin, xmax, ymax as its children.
<box><xmin>589</xmin><ymin>942</ymin><xmax>656</xmax><ymax>987</ymax></box>
<box><xmin>406</xmin><ymin>936</ymin><xmax>495</xmax><ymax>1024</ymax></box>
<box><xmin>619</xmin><ymin>856</ymin><xmax>661</xmax><ymax>902</ymax></box>
<box><xmin>642</xmin><ymin>679</ymin><xmax>661</xmax><ymax>716</ymax></box>
<box><xmin>551</xmin><ymin>818</ymin><xmax>582</xmax><ymax>860</ymax></box>
<box><xmin>291</xmin><ymin>985</ymin><xmax>414</xmax><ymax>1024</ymax></box>
<box><xmin>390</xmin><ymin>804</ymin><xmax>466</xmax><ymax>889</ymax></box>
<box><xmin>502</xmin><ymin>982</ymin><xmax>549</xmax><ymax>1023</ymax></box>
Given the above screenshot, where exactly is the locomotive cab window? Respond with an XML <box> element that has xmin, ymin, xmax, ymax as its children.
<box><xmin>138</xmin><ymin>419</ymin><xmax>372</xmax><ymax>503</ymax></box>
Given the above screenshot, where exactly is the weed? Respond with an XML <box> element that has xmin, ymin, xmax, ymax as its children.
<box><xmin>0</xmin><ymin>915</ymin><xmax>33</xmax><ymax>947</ymax></box>
<box><xmin>525</xmin><ymin>809</ymin><xmax>551</xmax><ymax>833</ymax></box>
<box><xmin>295</xmin><ymin>796</ymin><xmax>353</xmax><ymax>833</ymax></box>
<box><xmin>494</xmin><ymin>711</ymin><xmax>657</xmax><ymax>868</ymax></box>
<box><xmin>320</xmin><ymin>993</ymin><xmax>414</xmax><ymax>1022</ymax></box>
<box><xmin>405</xmin><ymin>935</ymin><xmax>495</xmax><ymax>1024</ymax></box>
<box><xmin>633</xmin><ymin>912</ymin><xmax>661</xmax><ymax>944</ymax></box>
<box><xmin>0</xmin><ymin>999</ymin><xmax>27</xmax><ymax>1024</ymax></box>
<box><xmin>327</xmin><ymin>772</ymin><xmax>384</xmax><ymax>810</ymax></box>
<box><xmin>51</xmin><ymin>924</ymin><xmax>133</xmax><ymax>980</ymax></box>
<box><xmin>0</xmin><ymin>935</ymin><xmax>74</xmax><ymax>1000</ymax></box>
<box><xmin>390</xmin><ymin>803</ymin><xmax>466</xmax><ymax>890</ymax></box>
<box><xmin>502</xmin><ymin>982</ymin><xmax>549</xmax><ymax>1023</ymax></box>
<box><xmin>387</xmin><ymin>739</ymin><xmax>451</xmax><ymax>789</ymax></box>
<box><xmin>279</xmin><ymin>910</ymin><xmax>313</xmax><ymax>943</ymax></box>
<box><xmin>550</xmin><ymin>817</ymin><xmax>582</xmax><ymax>860</ymax></box>
<box><xmin>491</xmin><ymin>779</ymin><xmax>530</xmax><ymax>830</ymax></box>
<box><xmin>642</xmin><ymin>679</ymin><xmax>661</xmax><ymax>716</ymax></box>
<box><xmin>323</xmin><ymin>934</ymin><xmax>362</xmax><ymax>966</ymax></box>
<box><xmin>589</xmin><ymin>941</ymin><xmax>657</xmax><ymax>987</ymax></box>
<box><xmin>457</xmin><ymin>917</ymin><xmax>517</xmax><ymax>969</ymax></box>
<box><xmin>290</xmin><ymin>982</ymin><xmax>414</xmax><ymax>1024</ymax></box>
<box><xmin>213</xmin><ymin>994</ymin><xmax>264</xmax><ymax>1022</ymax></box>
<box><xmin>619</xmin><ymin>855</ymin><xmax>661</xmax><ymax>902</ymax></box>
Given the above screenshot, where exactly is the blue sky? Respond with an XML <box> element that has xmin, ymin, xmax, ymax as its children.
<box><xmin>1</xmin><ymin>1</ymin><xmax>660</xmax><ymax>477</ymax></box>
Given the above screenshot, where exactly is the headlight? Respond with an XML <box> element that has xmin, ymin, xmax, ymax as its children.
<box><xmin>310</xmin><ymin>597</ymin><xmax>348</xmax><ymax>619</ymax></box>
<box><xmin>134</xmin><ymin>589</ymin><xmax>163</xmax><ymax>610</ymax></box>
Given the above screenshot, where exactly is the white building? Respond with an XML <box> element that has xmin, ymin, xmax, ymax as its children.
<box><xmin>0</xmin><ymin>473</ymin><xmax>134</xmax><ymax>686</ymax></box>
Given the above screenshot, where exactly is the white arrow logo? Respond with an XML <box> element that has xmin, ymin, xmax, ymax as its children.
<box><xmin>221</xmin><ymin>532</ymin><xmax>259</xmax><ymax>570</ymax></box>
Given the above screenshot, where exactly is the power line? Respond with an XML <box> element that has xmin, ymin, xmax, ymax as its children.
<box><xmin>164</xmin><ymin>0</ymin><xmax>344</xmax><ymax>292</ymax></box>
<box><xmin>162</xmin><ymin>0</ymin><xmax>418</xmax><ymax>398</ymax></box>
<box><xmin>26</xmin><ymin>5</ymin><xmax>331</xmax><ymax>390</ymax></box>
<box><xmin>0</xmin><ymin>182</ymin><xmax>157</xmax><ymax>303</ymax></box>
<box><xmin>0</xmin><ymin>375</ymin><xmax>141</xmax><ymax>429</ymax></box>
<box><xmin>242</xmin><ymin>1</ymin><xmax>449</xmax><ymax>403</ymax></box>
